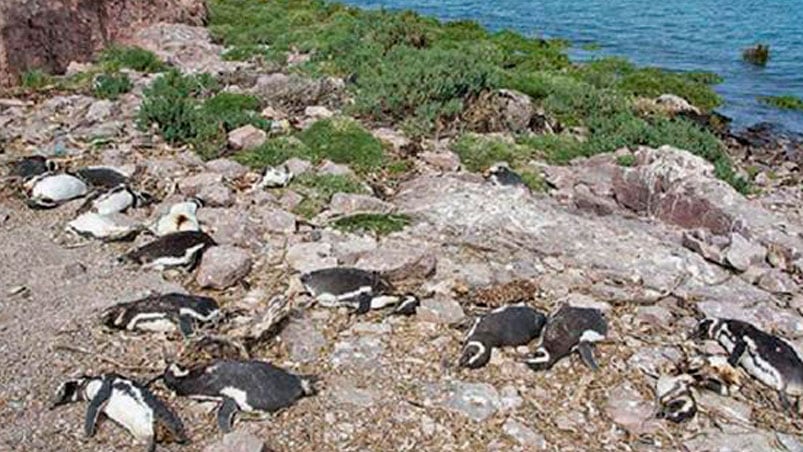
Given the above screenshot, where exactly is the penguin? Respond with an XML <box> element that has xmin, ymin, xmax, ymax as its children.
<box><xmin>122</xmin><ymin>231</ymin><xmax>216</xmax><ymax>270</ymax></box>
<box><xmin>26</xmin><ymin>173</ymin><xmax>88</xmax><ymax>209</ymax></box>
<box><xmin>162</xmin><ymin>359</ymin><xmax>316</xmax><ymax>433</ymax></box>
<box><xmin>256</xmin><ymin>165</ymin><xmax>293</xmax><ymax>189</ymax></box>
<box><xmin>300</xmin><ymin>266</ymin><xmax>418</xmax><ymax>315</ymax></box>
<box><xmin>83</xmin><ymin>185</ymin><xmax>154</xmax><ymax>216</ymax></box>
<box><xmin>179</xmin><ymin>336</ymin><xmax>249</xmax><ymax>366</ymax></box>
<box><xmin>655</xmin><ymin>373</ymin><xmax>697</xmax><ymax>423</ymax></box>
<box><xmin>691</xmin><ymin>318</ymin><xmax>803</xmax><ymax>408</ymax></box>
<box><xmin>51</xmin><ymin>374</ymin><xmax>188</xmax><ymax>452</ymax></box>
<box><xmin>67</xmin><ymin>212</ymin><xmax>141</xmax><ymax>241</ymax></box>
<box><xmin>150</xmin><ymin>199</ymin><xmax>202</xmax><ymax>237</ymax></box>
<box><xmin>523</xmin><ymin>305</ymin><xmax>608</xmax><ymax>371</ymax></box>
<box><xmin>459</xmin><ymin>304</ymin><xmax>546</xmax><ymax>369</ymax></box>
<box><xmin>102</xmin><ymin>293</ymin><xmax>220</xmax><ymax>337</ymax></box>
<box><xmin>683</xmin><ymin>355</ymin><xmax>741</xmax><ymax>396</ymax></box>
<box><xmin>8</xmin><ymin>155</ymin><xmax>57</xmax><ymax>182</ymax></box>
<box><xmin>76</xmin><ymin>166</ymin><xmax>130</xmax><ymax>190</ymax></box>
<box><xmin>483</xmin><ymin>163</ymin><xmax>526</xmax><ymax>188</ymax></box>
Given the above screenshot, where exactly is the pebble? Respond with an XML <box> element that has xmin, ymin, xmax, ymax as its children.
<box><xmin>284</xmin><ymin>158</ymin><xmax>313</xmax><ymax>175</ymax></box>
<box><xmin>317</xmin><ymin>160</ymin><xmax>354</xmax><ymax>176</ymax></box>
<box><xmin>328</xmin><ymin>193</ymin><xmax>395</xmax><ymax>216</ymax></box>
<box><xmin>205</xmin><ymin>158</ymin><xmax>248</xmax><ymax>179</ymax></box>
<box><xmin>419</xmin><ymin>151</ymin><xmax>460</xmax><ymax>172</ymax></box>
<box><xmin>604</xmin><ymin>382</ymin><xmax>659</xmax><ymax>435</ymax></box>
<box><xmin>330</xmin><ymin>336</ymin><xmax>385</xmax><ymax>371</ymax></box>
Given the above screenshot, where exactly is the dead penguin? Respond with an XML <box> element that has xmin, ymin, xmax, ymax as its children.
<box><xmin>122</xmin><ymin>231</ymin><xmax>216</xmax><ymax>270</ymax></box>
<box><xmin>692</xmin><ymin>318</ymin><xmax>803</xmax><ymax>408</ymax></box>
<box><xmin>300</xmin><ymin>267</ymin><xmax>418</xmax><ymax>315</ymax></box>
<box><xmin>26</xmin><ymin>173</ymin><xmax>88</xmax><ymax>208</ymax></box>
<box><xmin>484</xmin><ymin>163</ymin><xmax>526</xmax><ymax>188</ymax></box>
<box><xmin>150</xmin><ymin>199</ymin><xmax>202</xmax><ymax>236</ymax></box>
<box><xmin>51</xmin><ymin>373</ymin><xmax>187</xmax><ymax>452</ymax></box>
<box><xmin>102</xmin><ymin>293</ymin><xmax>220</xmax><ymax>337</ymax></box>
<box><xmin>655</xmin><ymin>373</ymin><xmax>697</xmax><ymax>423</ymax></box>
<box><xmin>524</xmin><ymin>305</ymin><xmax>608</xmax><ymax>371</ymax></box>
<box><xmin>8</xmin><ymin>155</ymin><xmax>57</xmax><ymax>181</ymax></box>
<box><xmin>459</xmin><ymin>304</ymin><xmax>546</xmax><ymax>369</ymax></box>
<box><xmin>85</xmin><ymin>185</ymin><xmax>153</xmax><ymax>215</ymax></box>
<box><xmin>256</xmin><ymin>165</ymin><xmax>293</xmax><ymax>189</ymax></box>
<box><xmin>162</xmin><ymin>359</ymin><xmax>316</xmax><ymax>433</ymax></box>
<box><xmin>67</xmin><ymin>212</ymin><xmax>141</xmax><ymax>241</ymax></box>
<box><xmin>76</xmin><ymin>166</ymin><xmax>130</xmax><ymax>189</ymax></box>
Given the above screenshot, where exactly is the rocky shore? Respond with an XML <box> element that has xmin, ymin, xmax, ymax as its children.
<box><xmin>1</xmin><ymin>2</ymin><xmax>802</xmax><ymax>452</ymax></box>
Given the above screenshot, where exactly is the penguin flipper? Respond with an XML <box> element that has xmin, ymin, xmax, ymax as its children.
<box><xmin>84</xmin><ymin>378</ymin><xmax>113</xmax><ymax>437</ymax></box>
<box><xmin>217</xmin><ymin>397</ymin><xmax>239</xmax><ymax>433</ymax></box>
<box><xmin>354</xmin><ymin>292</ymin><xmax>373</xmax><ymax>315</ymax></box>
<box><xmin>178</xmin><ymin>315</ymin><xmax>194</xmax><ymax>338</ymax></box>
<box><xmin>727</xmin><ymin>340</ymin><xmax>746</xmax><ymax>367</ymax></box>
<box><xmin>577</xmin><ymin>342</ymin><xmax>599</xmax><ymax>371</ymax></box>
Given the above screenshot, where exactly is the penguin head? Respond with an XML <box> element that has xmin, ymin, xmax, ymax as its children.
<box><xmin>523</xmin><ymin>347</ymin><xmax>552</xmax><ymax>371</ymax></box>
<box><xmin>657</xmin><ymin>397</ymin><xmax>696</xmax><ymax>423</ymax></box>
<box><xmin>100</xmin><ymin>305</ymin><xmax>127</xmax><ymax>329</ymax></box>
<box><xmin>458</xmin><ymin>337</ymin><xmax>492</xmax><ymax>369</ymax></box>
<box><xmin>134</xmin><ymin>190</ymin><xmax>156</xmax><ymax>208</ymax></box>
<box><xmin>164</xmin><ymin>362</ymin><xmax>191</xmax><ymax>383</ymax></box>
<box><xmin>394</xmin><ymin>294</ymin><xmax>420</xmax><ymax>316</ymax></box>
<box><xmin>50</xmin><ymin>377</ymin><xmax>90</xmax><ymax>408</ymax></box>
<box><xmin>691</xmin><ymin>318</ymin><xmax>720</xmax><ymax>340</ymax></box>
<box><xmin>45</xmin><ymin>159</ymin><xmax>59</xmax><ymax>173</ymax></box>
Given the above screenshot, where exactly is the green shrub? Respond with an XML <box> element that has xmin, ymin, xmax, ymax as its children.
<box><xmin>451</xmin><ymin>134</ymin><xmax>524</xmax><ymax>171</ymax></box>
<box><xmin>296</xmin><ymin>118</ymin><xmax>385</xmax><ymax>171</ymax></box>
<box><xmin>99</xmin><ymin>46</ymin><xmax>166</xmax><ymax>73</ymax></box>
<box><xmin>519</xmin><ymin>171</ymin><xmax>548</xmax><ymax>192</ymax></box>
<box><xmin>616</xmin><ymin>155</ymin><xmax>637</xmax><ymax>167</ymax></box>
<box><xmin>137</xmin><ymin>70</ymin><xmax>216</xmax><ymax>144</ymax></box>
<box><xmin>20</xmin><ymin>69</ymin><xmax>52</xmax><ymax>90</ymax></box>
<box><xmin>234</xmin><ymin>136</ymin><xmax>310</xmax><ymax>168</ymax></box>
<box><xmin>517</xmin><ymin>134</ymin><xmax>586</xmax><ymax>164</ymax></box>
<box><xmin>291</xmin><ymin>173</ymin><xmax>368</xmax><ymax>218</ymax></box>
<box><xmin>758</xmin><ymin>95</ymin><xmax>803</xmax><ymax>111</ymax></box>
<box><xmin>202</xmin><ymin>92</ymin><xmax>268</xmax><ymax>131</ymax></box>
<box><xmin>92</xmin><ymin>72</ymin><xmax>132</xmax><ymax>99</ymax></box>
<box><xmin>333</xmin><ymin>213</ymin><xmax>411</xmax><ymax>235</ymax></box>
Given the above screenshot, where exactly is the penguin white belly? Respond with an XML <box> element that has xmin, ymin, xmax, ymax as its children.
<box><xmin>129</xmin><ymin>313</ymin><xmax>177</xmax><ymax>333</ymax></box>
<box><xmin>740</xmin><ymin>353</ymin><xmax>783</xmax><ymax>391</ymax></box>
<box><xmin>221</xmin><ymin>386</ymin><xmax>255</xmax><ymax>412</ymax></box>
<box><xmin>104</xmin><ymin>390</ymin><xmax>154</xmax><ymax>440</ymax></box>
<box><xmin>31</xmin><ymin>174</ymin><xmax>88</xmax><ymax>202</ymax></box>
<box><xmin>94</xmin><ymin>191</ymin><xmax>134</xmax><ymax>215</ymax></box>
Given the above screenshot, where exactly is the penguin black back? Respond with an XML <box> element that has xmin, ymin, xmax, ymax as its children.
<box><xmin>123</xmin><ymin>231</ymin><xmax>217</xmax><ymax>268</ymax></box>
<box><xmin>526</xmin><ymin>305</ymin><xmax>607</xmax><ymax>371</ymax></box>
<box><xmin>76</xmin><ymin>167</ymin><xmax>129</xmax><ymax>189</ymax></box>
<box><xmin>301</xmin><ymin>267</ymin><xmax>391</xmax><ymax>296</ymax></box>
<box><xmin>459</xmin><ymin>304</ymin><xmax>546</xmax><ymax>369</ymax></box>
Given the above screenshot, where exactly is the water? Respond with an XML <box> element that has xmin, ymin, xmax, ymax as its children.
<box><xmin>341</xmin><ymin>0</ymin><xmax>803</xmax><ymax>133</ymax></box>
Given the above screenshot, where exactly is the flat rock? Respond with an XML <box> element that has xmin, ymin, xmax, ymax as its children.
<box><xmin>684</xmin><ymin>426</ymin><xmax>780</xmax><ymax>452</ymax></box>
<box><xmin>178</xmin><ymin>172</ymin><xmax>234</xmax><ymax>207</ymax></box>
<box><xmin>627</xmin><ymin>346</ymin><xmax>682</xmax><ymax>376</ymax></box>
<box><xmin>204</xmin><ymin>431</ymin><xmax>267</xmax><ymax>452</ymax></box>
<box><xmin>419</xmin><ymin>151</ymin><xmax>460</xmax><ymax>172</ymax></box>
<box><xmin>442</xmin><ymin>381</ymin><xmax>501</xmax><ymax>422</ymax></box>
<box><xmin>317</xmin><ymin>160</ymin><xmax>354</xmax><ymax>176</ymax></box>
<box><xmin>284</xmin><ymin>158</ymin><xmax>313</xmax><ymax>175</ymax></box>
<box><xmin>228</xmin><ymin>124</ymin><xmax>266</xmax><ymax>151</ymax></box>
<box><xmin>355</xmin><ymin>241</ymin><xmax>436</xmax><ymax>281</ymax></box>
<box><xmin>604</xmin><ymin>382</ymin><xmax>659</xmax><ymax>435</ymax></box>
<box><xmin>330</xmin><ymin>336</ymin><xmax>384</xmax><ymax>371</ymax></box>
<box><xmin>372</xmin><ymin>127</ymin><xmax>410</xmax><ymax>151</ymax></box>
<box><xmin>725</xmin><ymin>233</ymin><xmax>766</xmax><ymax>272</ymax></box>
<box><xmin>304</xmin><ymin>105</ymin><xmax>334</xmax><ymax>119</ymax></box>
<box><xmin>417</xmin><ymin>296</ymin><xmax>465</xmax><ymax>324</ymax></box>
<box><xmin>280</xmin><ymin>315</ymin><xmax>326</xmax><ymax>363</ymax></box>
<box><xmin>696</xmin><ymin>391</ymin><xmax>752</xmax><ymax>424</ymax></box>
<box><xmin>634</xmin><ymin>305</ymin><xmax>674</xmax><ymax>328</ymax></box>
<box><xmin>85</xmin><ymin>100</ymin><xmax>114</xmax><ymax>123</ymax></box>
<box><xmin>286</xmin><ymin>242</ymin><xmax>336</xmax><ymax>273</ymax></box>
<box><xmin>329</xmin><ymin>378</ymin><xmax>377</xmax><ymax>408</ymax></box>
<box><xmin>757</xmin><ymin>269</ymin><xmax>797</xmax><ymax>295</ymax></box>
<box><xmin>253</xmin><ymin>207</ymin><xmax>296</xmax><ymax>234</ymax></box>
<box><xmin>329</xmin><ymin>193</ymin><xmax>395</xmax><ymax>216</ymax></box>
<box><xmin>195</xmin><ymin>245</ymin><xmax>252</xmax><ymax>289</ymax></box>
<box><xmin>206</xmin><ymin>158</ymin><xmax>248</xmax><ymax>179</ymax></box>
<box><xmin>503</xmin><ymin>419</ymin><xmax>547</xmax><ymax>448</ymax></box>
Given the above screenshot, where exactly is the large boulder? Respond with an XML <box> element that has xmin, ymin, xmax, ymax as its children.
<box><xmin>0</xmin><ymin>0</ymin><xmax>207</xmax><ymax>87</ymax></box>
<box><xmin>463</xmin><ymin>89</ymin><xmax>537</xmax><ymax>133</ymax></box>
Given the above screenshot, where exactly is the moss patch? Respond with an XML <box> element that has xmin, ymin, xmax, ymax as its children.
<box><xmin>333</xmin><ymin>213</ymin><xmax>411</xmax><ymax>235</ymax></box>
<box><xmin>758</xmin><ymin>95</ymin><xmax>803</xmax><ymax>111</ymax></box>
<box><xmin>99</xmin><ymin>46</ymin><xmax>167</xmax><ymax>73</ymax></box>
<box><xmin>290</xmin><ymin>173</ymin><xmax>368</xmax><ymax>219</ymax></box>
<box><xmin>92</xmin><ymin>72</ymin><xmax>132</xmax><ymax>100</ymax></box>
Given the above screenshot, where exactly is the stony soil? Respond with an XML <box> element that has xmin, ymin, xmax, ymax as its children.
<box><xmin>1</xmin><ymin>22</ymin><xmax>802</xmax><ymax>452</ymax></box>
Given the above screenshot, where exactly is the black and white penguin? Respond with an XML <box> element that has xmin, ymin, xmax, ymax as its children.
<box><xmin>256</xmin><ymin>165</ymin><xmax>293</xmax><ymax>189</ymax></box>
<box><xmin>102</xmin><ymin>293</ymin><xmax>220</xmax><ymax>337</ymax></box>
<box><xmin>84</xmin><ymin>185</ymin><xmax>154</xmax><ymax>216</ymax></box>
<box><xmin>26</xmin><ymin>173</ymin><xmax>88</xmax><ymax>209</ymax></box>
<box><xmin>300</xmin><ymin>267</ymin><xmax>419</xmax><ymax>315</ymax></box>
<box><xmin>8</xmin><ymin>155</ymin><xmax>57</xmax><ymax>182</ymax></box>
<box><xmin>655</xmin><ymin>373</ymin><xmax>697</xmax><ymax>423</ymax></box>
<box><xmin>162</xmin><ymin>359</ymin><xmax>316</xmax><ymax>433</ymax></box>
<box><xmin>459</xmin><ymin>304</ymin><xmax>546</xmax><ymax>369</ymax></box>
<box><xmin>122</xmin><ymin>231</ymin><xmax>217</xmax><ymax>270</ymax></box>
<box><xmin>51</xmin><ymin>373</ymin><xmax>188</xmax><ymax>452</ymax></box>
<box><xmin>150</xmin><ymin>199</ymin><xmax>203</xmax><ymax>236</ymax></box>
<box><xmin>76</xmin><ymin>166</ymin><xmax>130</xmax><ymax>190</ymax></box>
<box><xmin>692</xmin><ymin>318</ymin><xmax>803</xmax><ymax>408</ymax></box>
<box><xmin>683</xmin><ymin>354</ymin><xmax>742</xmax><ymax>396</ymax></box>
<box><xmin>484</xmin><ymin>163</ymin><xmax>526</xmax><ymax>188</ymax></box>
<box><xmin>524</xmin><ymin>305</ymin><xmax>608</xmax><ymax>371</ymax></box>
<box><xmin>67</xmin><ymin>212</ymin><xmax>142</xmax><ymax>242</ymax></box>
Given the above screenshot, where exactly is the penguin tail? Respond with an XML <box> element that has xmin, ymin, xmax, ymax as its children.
<box><xmin>299</xmin><ymin>374</ymin><xmax>321</xmax><ymax>396</ymax></box>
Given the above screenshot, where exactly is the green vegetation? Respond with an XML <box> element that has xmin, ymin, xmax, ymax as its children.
<box><xmin>758</xmin><ymin>95</ymin><xmax>803</xmax><ymax>111</ymax></box>
<box><xmin>20</xmin><ymin>69</ymin><xmax>53</xmax><ymax>90</ymax></box>
<box><xmin>333</xmin><ymin>213</ymin><xmax>411</xmax><ymax>235</ymax></box>
<box><xmin>235</xmin><ymin>117</ymin><xmax>385</xmax><ymax>172</ymax></box>
<box><xmin>451</xmin><ymin>134</ymin><xmax>527</xmax><ymax>172</ymax></box>
<box><xmin>518</xmin><ymin>171</ymin><xmax>548</xmax><ymax>192</ymax></box>
<box><xmin>616</xmin><ymin>155</ymin><xmax>637</xmax><ymax>167</ymax></box>
<box><xmin>99</xmin><ymin>46</ymin><xmax>167</xmax><ymax>73</ymax></box>
<box><xmin>743</xmin><ymin>44</ymin><xmax>770</xmax><ymax>66</ymax></box>
<box><xmin>289</xmin><ymin>173</ymin><xmax>368</xmax><ymax>218</ymax></box>
<box><xmin>92</xmin><ymin>72</ymin><xmax>132</xmax><ymax>99</ymax></box>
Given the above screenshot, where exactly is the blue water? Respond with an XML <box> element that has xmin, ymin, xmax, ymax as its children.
<box><xmin>341</xmin><ymin>0</ymin><xmax>803</xmax><ymax>133</ymax></box>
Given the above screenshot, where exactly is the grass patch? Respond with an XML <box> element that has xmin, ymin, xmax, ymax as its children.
<box><xmin>519</xmin><ymin>171</ymin><xmax>548</xmax><ymax>192</ymax></box>
<box><xmin>758</xmin><ymin>95</ymin><xmax>803</xmax><ymax>111</ymax></box>
<box><xmin>451</xmin><ymin>134</ymin><xmax>530</xmax><ymax>172</ymax></box>
<box><xmin>290</xmin><ymin>173</ymin><xmax>368</xmax><ymax>218</ymax></box>
<box><xmin>332</xmin><ymin>213</ymin><xmax>411</xmax><ymax>235</ymax></box>
<box><xmin>99</xmin><ymin>45</ymin><xmax>167</xmax><ymax>73</ymax></box>
<box><xmin>20</xmin><ymin>69</ymin><xmax>53</xmax><ymax>90</ymax></box>
<box><xmin>616</xmin><ymin>155</ymin><xmax>636</xmax><ymax>167</ymax></box>
<box><xmin>92</xmin><ymin>72</ymin><xmax>132</xmax><ymax>99</ymax></box>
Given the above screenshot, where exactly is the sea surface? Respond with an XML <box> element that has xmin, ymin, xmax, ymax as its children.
<box><xmin>341</xmin><ymin>0</ymin><xmax>803</xmax><ymax>133</ymax></box>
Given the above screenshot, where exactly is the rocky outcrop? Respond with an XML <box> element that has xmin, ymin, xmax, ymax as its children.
<box><xmin>0</xmin><ymin>0</ymin><xmax>207</xmax><ymax>87</ymax></box>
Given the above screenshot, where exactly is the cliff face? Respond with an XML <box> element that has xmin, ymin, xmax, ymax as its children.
<box><xmin>0</xmin><ymin>0</ymin><xmax>207</xmax><ymax>87</ymax></box>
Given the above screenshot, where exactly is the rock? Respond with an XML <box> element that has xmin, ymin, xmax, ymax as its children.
<box><xmin>317</xmin><ymin>160</ymin><xmax>354</xmax><ymax>177</ymax></box>
<box><xmin>286</xmin><ymin>242</ymin><xmax>336</xmax><ymax>273</ymax></box>
<box><xmin>195</xmin><ymin>246</ymin><xmax>252</xmax><ymax>289</ymax></box>
<box><xmin>604</xmin><ymin>382</ymin><xmax>659</xmax><ymax>435</ymax></box>
<box><xmin>372</xmin><ymin>128</ymin><xmax>410</xmax><ymax>152</ymax></box>
<box><xmin>329</xmin><ymin>378</ymin><xmax>376</xmax><ymax>408</ymax></box>
<box><xmin>355</xmin><ymin>241</ymin><xmax>436</xmax><ymax>281</ymax></box>
<box><xmin>85</xmin><ymin>100</ymin><xmax>114</xmax><ymax>123</ymax></box>
<box><xmin>627</xmin><ymin>346</ymin><xmax>683</xmax><ymax>376</ymax></box>
<box><xmin>725</xmin><ymin>233</ymin><xmax>766</xmax><ymax>272</ymax></box>
<box><xmin>205</xmin><ymin>158</ymin><xmax>248</xmax><ymax>179</ymax></box>
<box><xmin>503</xmin><ymin>419</ymin><xmax>547</xmax><ymax>448</ymax></box>
<box><xmin>328</xmin><ymin>193</ymin><xmax>395</xmax><ymax>216</ymax></box>
<box><xmin>682</xmin><ymin>229</ymin><xmax>728</xmax><ymax>266</ymax></box>
<box><xmin>251</xmin><ymin>73</ymin><xmax>343</xmax><ymax>109</ymax></box>
<box><xmin>204</xmin><ymin>431</ymin><xmax>267</xmax><ymax>452</ymax></box>
<box><xmin>228</xmin><ymin>125</ymin><xmax>267</xmax><ymax>151</ymax></box>
<box><xmin>260</xmin><ymin>106</ymin><xmax>286</xmax><ymax>120</ymax></box>
<box><xmin>0</xmin><ymin>0</ymin><xmax>206</xmax><ymax>87</ymax></box>
<box><xmin>417</xmin><ymin>296</ymin><xmax>465</xmax><ymax>324</ymax></box>
<box><xmin>419</xmin><ymin>151</ymin><xmax>460</xmax><ymax>172</ymax></box>
<box><xmin>464</xmin><ymin>89</ymin><xmax>535</xmax><ymax>133</ymax></box>
<box><xmin>684</xmin><ymin>426</ymin><xmax>780</xmax><ymax>452</ymax></box>
<box><xmin>655</xmin><ymin>94</ymin><xmax>701</xmax><ymax>115</ymax></box>
<box><xmin>280</xmin><ymin>315</ymin><xmax>326</xmax><ymax>363</ymax></box>
<box><xmin>131</xmin><ymin>23</ymin><xmax>244</xmax><ymax>75</ymax></box>
<box><xmin>634</xmin><ymin>305</ymin><xmax>674</xmax><ymax>328</ymax></box>
<box><xmin>178</xmin><ymin>172</ymin><xmax>233</xmax><ymax>207</ymax></box>
<box><xmin>443</xmin><ymin>381</ymin><xmax>500</xmax><ymax>422</ymax></box>
<box><xmin>284</xmin><ymin>158</ymin><xmax>312</xmax><ymax>176</ymax></box>
<box><xmin>278</xmin><ymin>191</ymin><xmax>303</xmax><ymax>211</ymax></box>
<box><xmin>757</xmin><ymin>270</ymin><xmax>797</xmax><ymax>295</ymax></box>
<box><xmin>254</xmin><ymin>207</ymin><xmax>296</xmax><ymax>234</ymax></box>
<box><xmin>499</xmin><ymin>385</ymin><xmax>524</xmax><ymax>412</ymax></box>
<box><xmin>330</xmin><ymin>336</ymin><xmax>384</xmax><ymax>371</ymax></box>
<box><xmin>304</xmin><ymin>105</ymin><xmax>334</xmax><ymax>119</ymax></box>
<box><xmin>65</xmin><ymin>61</ymin><xmax>91</xmax><ymax>77</ymax></box>
<box><xmin>696</xmin><ymin>391</ymin><xmax>752</xmax><ymax>424</ymax></box>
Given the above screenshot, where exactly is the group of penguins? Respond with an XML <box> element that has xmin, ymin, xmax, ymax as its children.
<box><xmin>5</xmin><ymin>155</ymin><xmax>803</xmax><ymax>450</ymax></box>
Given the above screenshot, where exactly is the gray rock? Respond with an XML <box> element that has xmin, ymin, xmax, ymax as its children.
<box><xmin>634</xmin><ymin>305</ymin><xmax>674</xmax><ymax>328</ymax></box>
<box><xmin>304</xmin><ymin>105</ymin><xmax>334</xmax><ymax>119</ymax></box>
<box><xmin>503</xmin><ymin>419</ymin><xmax>547</xmax><ymax>448</ymax></box>
<box><xmin>355</xmin><ymin>241</ymin><xmax>436</xmax><ymax>281</ymax></box>
<box><xmin>178</xmin><ymin>172</ymin><xmax>234</xmax><ymax>207</ymax></box>
<box><xmin>329</xmin><ymin>378</ymin><xmax>376</xmax><ymax>408</ymax></box>
<box><xmin>280</xmin><ymin>315</ymin><xmax>326</xmax><ymax>363</ymax></box>
<box><xmin>195</xmin><ymin>245</ymin><xmax>252</xmax><ymax>289</ymax></box>
<box><xmin>499</xmin><ymin>386</ymin><xmax>524</xmax><ymax>412</ymax></box>
<box><xmin>696</xmin><ymin>391</ymin><xmax>752</xmax><ymax>424</ymax></box>
<box><xmin>205</xmin><ymin>158</ymin><xmax>248</xmax><ymax>179</ymax></box>
<box><xmin>278</xmin><ymin>190</ymin><xmax>304</xmax><ymax>211</ymax></box>
<box><xmin>228</xmin><ymin>125</ymin><xmax>267</xmax><ymax>151</ymax></box>
<box><xmin>684</xmin><ymin>426</ymin><xmax>781</xmax><ymax>452</ymax></box>
<box><xmin>204</xmin><ymin>431</ymin><xmax>267</xmax><ymax>452</ymax></box>
<box><xmin>251</xmin><ymin>73</ymin><xmax>342</xmax><ymax>107</ymax></box>
<box><xmin>725</xmin><ymin>233</ymin><xmax>766</xmax><ymax>272</ymax></box>
<box><xmin>85</xmin><ymin>100</ymin><xmax>114</xmax><ymax>123</ymax></box>
<box><xmin>758</xmin><ymin>269</ymin><xmax>797</xmax><ymax>295</ymax></box>
<box><xmin>372</xmin><ymin>128</ymin><xmax>410</xmax><ymax>152</ymax></box>
<box><xmin>417</xmin><ymin>296</ymin><xmax>465</xmax><ymax>324</ymax></box>
<box><xmin>284</xmin><ymin>158</ymin><xmax>313</xmax><ymax>176</ymax></box>
<box><xmin>331</xmin><ymin>336</ymin><xmax>384</xmax><ymax>371</ymax></box>
<box><xmin>317</xmin><ymin>160</ymin><xmax>354</xmax><ymax>177</ymax></box>
<box><xmin>627</xmin><ymin>346</ymin><xmax>682</xmax><ymax>376</ymax></box>
<box><xmin>419</xmin><ymin>151</ymin><xmax>461</xmax><ymax>172</ymax></box>
<box><xmin>443</xmin><ymin>381</ymin><xmax>500</xmax><ymax>422</ymax></box>
<box><xmin>604</xmin><ymin>382</ymin><xmax>659</xmax><ymax>435</ymax></box>
<box><xmin>464</xmin><ymin>89</ymin><xmax>534</xmax><ymax>133</ymax></box>
<box><xmin>655</xmin><ymin>94</ymin><xmax>701</xmax><ymax>115</ymax></box>
<box><xmin>328</xmin><ymin>193</ymin><xmax>395</xmax><ymax>216</ymax></box>
<box><xmin>133</xmin><ymin>24</ymin><xmax>244</xmax><ymax>75</ymax></box>
<box><xmin>682</xmin><ymin>229</ymin><xmax>728</xmax><ymax>266</ymax></box>
<box><xmin>286</xmin><ymin>242</ymin><xmax>336</xmax><ymax>273</ymax></box>
<box><xmin>254</xmin><ymin>207</ymin><xmax>296</xmax><ymax>234</ymax></box>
